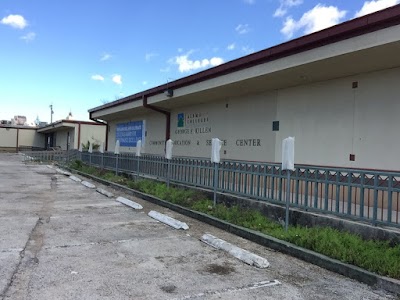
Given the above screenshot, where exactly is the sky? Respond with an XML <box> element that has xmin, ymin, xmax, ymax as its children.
<box><xmin>1</xmin><ymin>0</ymin><xmax>399</xmax><ymax>124</ymax></box>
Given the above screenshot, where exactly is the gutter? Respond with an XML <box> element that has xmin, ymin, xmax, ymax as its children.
<box><xmin>142</xmin><ymin>96</ymin><xmax>171</xmax><ymax>141</ymax></box>
<box><xmin>89</xmin><ymin>113</ymin><xmax>109</xmax><ymax>151</ymax></box>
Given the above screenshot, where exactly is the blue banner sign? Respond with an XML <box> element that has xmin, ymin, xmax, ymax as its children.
<box><xmin>116</xmin><ymin>121</ymin><xmax>145</xmax><ymax>147</ymax></box>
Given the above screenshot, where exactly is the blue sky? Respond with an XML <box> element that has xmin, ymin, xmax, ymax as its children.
<box><xmin>1</xmin><ymin>0</ymin><xmax>399</xmax><ymax>124</ymax></box>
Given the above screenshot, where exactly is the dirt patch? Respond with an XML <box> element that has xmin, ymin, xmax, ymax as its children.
<box><xmin>160</xmin><ymin>285</ymin><xmax>177</xmax><ymax>293</ymax></box>
<box><xmin>204</xmin><ymin>263</ymin><xmax>235</xmax><ymax>275</ymax></box>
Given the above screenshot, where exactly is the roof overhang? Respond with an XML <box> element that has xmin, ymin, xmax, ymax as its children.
<box><xmin>36</xmin><ymin>120</ymin><xmax>103</xmax><ymax>133</ymax></box>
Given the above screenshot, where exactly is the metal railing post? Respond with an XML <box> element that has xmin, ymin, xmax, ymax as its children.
<box><xmin>285</xmin><ymin>170</ymin><xmax>291</xmax><ymax>231</ymax></box>
<box><xmin>373</xmin><ymin>174</ymin><xmax>379</xmax><ymax>225</ymax></box>
<box><xmin>115</xmin><ymin>154</ymin><xmax>119</xmax><ymax>175</ymax></box>
<box><xmin>213</xmin><ymin>162</ymin><xmax>218</xmax><ymax>206</ymax></box>
<box><xmin>137</xmin><ymin>155</ymin><xmax>140</xmax><ymax>180</ymax></box>
<box><xmin>167</xmin><ymin>159</ymin><xmax>171</xmax><ymax>188</ymax></box>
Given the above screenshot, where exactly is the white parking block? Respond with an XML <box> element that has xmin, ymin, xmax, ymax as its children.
<box><xmin>116</xmin><ymin>196</ymin><xmax>143</xmax><ymax>210</ymax></box>
<box><xmin>96</xmin><ymin>188</ymin><xmax>114</xmax><ymax>198</ymax></box>
<box><xmin>200</xmin><ymin>233</ymin><xmax>270</xmax><ymax>268</ymax></box>
<box><xmin>81</xmin><ymin>181</ymin><xmax>96</xmax><ymax>189</ymax></box>
<box><xmin>148</xmin><ymin>210</ymin><xmax>189</xmax><ymax>230</ymax></box>
<box><xmin>55</xmin><ymin>168</ymin><xmax>71</xmax><ymax>176</ymax></box>
<box><xmin>69</xmin><ymin>175</ymin><xmax>82</xmax><ymax>182</ymax></box>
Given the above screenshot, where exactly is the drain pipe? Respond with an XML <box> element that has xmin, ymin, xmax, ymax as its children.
<box><xmin>89</xmin><ymin>114</ymin><xmax>109</xmax><ymax>151</ymax></box>
<box><xmin>142</xmin><ymin>96</ymin><xmax>171</xmax><ymax>141</ymax></box>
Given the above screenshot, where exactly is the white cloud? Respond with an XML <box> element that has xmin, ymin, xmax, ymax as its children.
<box><xmin>91</xmin><ymin>74</ymin><xmax>104</xmax><ymax>81</ymax></box>
<box><xmin>1</xmin><ymin>14</ymin><xmax>28</xmax><ymax>29</ymax></box>
<box><xmin>172</xmin><ymin>51</ymin><xmax>224</xmax><ymax>73</ymax></box>
<box><xmin>20</xmin><ymin>32</ymin><xmax>36</xmax><ymax>42</ymax></box>
<box><xmin>354</xmin><ymin>0</ymin><xmax>399</xmax><ymax>17</ymax></box>
<box><xmin>235</xmin><ymin>24</ymin><xmax>250</xmax><ymax>34</ymax></box>
<box><xmin>210</xmin><ymin>57</ymin><xmax>224</xmax><ymax>65</ymax></box>
<box><xmin>281</xmin><ymin>4</ymin><xmax>347</xmax><ymax>39</ymax></box>
<box><xmin>145</xmin><ymin>52</ymin><xmax>158</xmax><ymax>61</ymax></box>
<box><xmin>274</xmin><ymin>7</ymin><xmax>288</xmax><ymax>17</ymax></box>
<box><xmin>112</xmin><ymin>74</ymin><xmax>122</xmax><ymax>85</ymax></box>
<box><xmin>227</xmin><ymin>43</ymin><xmax>236</xmax><ymax>50</ymax></box>
<box><xmin>242</xmin><ymin>46</ymin><xmax>255</xmax><ymax>54</ymax></box>
<box><xmin>274</xmin><ymin>0</ymin><xmax>303</xmax><ymax>17</ymax></box>
<box><xmin>100</xmin><ymin>53</ymin><xmax>112</xmax><ymax>61</ymax></box>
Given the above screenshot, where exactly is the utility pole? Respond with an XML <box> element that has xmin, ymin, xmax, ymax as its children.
<box><xmin>49</xmin><ymin>104</ymin><xmax>54</xmax><ymax>123</ymax></box>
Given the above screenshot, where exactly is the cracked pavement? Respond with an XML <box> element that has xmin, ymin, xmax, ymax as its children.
<box><xmin>0</xmin><ymin>153</ymin><xmax>396</xmax><ymax>299</ymax></box>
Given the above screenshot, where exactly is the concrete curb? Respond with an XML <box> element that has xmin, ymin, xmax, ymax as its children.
<box><xmin>81</xmin><ymin>181</ymin><xmax>96</xmax><ymax>189</ymax></box>
<box><xmin>96</xmin><ymin>188</ymin><xmax>114</xmax><ymax>198</ymax></box>
<box><xmin>69</xmin><ymin>175</ymin><xmax>82</xmax><ymax>182</ymax></box>
<box><xmin>63</xmin><ymin>168</ymin><xmax>400</xmax><ymax>296</ymax></box>
<box><xmin>201</xmin><ymin>233</ymin><xmax>269</xmax><ymax>268</ymax></box>
<box><xmin>148</xmin><ymin>210</ymin><xmax>189</xmax><ymax>230</ymax></box>
<box><xmin>55</xmin><ymin>168</ymin><xmax>71</xmax><ymax>176</ymax></box>
<box><xmin>116</xmin><ymin>196</ymin><xmax>143</xmax><ymax>210</ymax></box>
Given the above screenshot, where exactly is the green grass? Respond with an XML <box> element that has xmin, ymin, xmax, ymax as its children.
<box><xmin>69</xmin><ymin>160</ymin><xmax>400</xmax><ymax>279</ymax></box>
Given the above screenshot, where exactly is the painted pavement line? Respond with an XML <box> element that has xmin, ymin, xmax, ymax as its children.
<box><xmin>96</xmin><ymin>188</ymin><xmax>114</xmax><ymax>198</ymax></box>
<box><xmin>148</xmin><ymin>210</ymin><xmax>189</xmax><ymax>230</ymax></box>
<box><xmin>116</xmin><ymin>196</ymin><xmax>143</xmax><ymax>210</ymax></box>
<box><xmin>201</xmin><ymin>233</ymin><xmax>270</xmax><ymax>268</ymax></box>
<box><xmin>173</xmin><ymin>280</ymin><xmax>281</xmax><ymax>299</ymax></box>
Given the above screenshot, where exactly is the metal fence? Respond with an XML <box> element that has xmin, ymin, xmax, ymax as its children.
<box><xmin>23</xmin><ymin>149</ymin><xmax>400</xmax><ymax>228</ymax></box>
<box><xmin>22</xmin><ymin>149</ymin><xmax>78</xmax><ymax>164</ymax></box>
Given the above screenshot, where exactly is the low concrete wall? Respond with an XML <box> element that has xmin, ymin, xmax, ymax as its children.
<box><xmin>0</xmin><ymin>147</ymin><xmax>17</xmax><ymax>153</ymax></box>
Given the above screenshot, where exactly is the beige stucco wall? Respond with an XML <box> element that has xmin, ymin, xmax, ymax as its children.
<box><xmin>0</xmin><ymin>128</ymin><xmax>45</xmax><ymax>150</ymax></box>
<box><xmin>101</xmin><ymin>66</ymin><xmax>400</xmax><ymax>170</ymax></box>
<box><xmin>107</xmin><ymin>92</ymin><xmax>278</xmax><ymax>161</ymax></box>
<box><xmin>169</xmin><ymin>91</ymin><xmax>278</xmax><ymax>161</ymax></box>
<box><xmin>19</xmin><ymin>129</ymin><xmax>45</xmax><ymax>148</ymax></box>
<box><xmin>275</xmin><ymin>67</ymin><xmax>400</xmax><ymax>170</ymax></box>
<box><xmin>0</xmin><ymin>128</ymin><xmax>17</xmax><ymax>148</ymax></box>
<box><xmin>79</xmin><ymin>124</ymin><xmax>106</xmax><ymax>150</ymax></box>
<box><xmin>352</xmin><ymin>67</ymin><xmax>400</xmax><ymax>170</ymax></box>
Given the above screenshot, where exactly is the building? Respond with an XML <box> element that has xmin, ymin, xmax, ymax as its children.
<box><xmin>36</xmin><ymin>120</ymin><xmax>106</xmax><ymax>150</ymax></box>
<box><xmin>0</xmin><ymin>120</ymin><xmax>106</xmax><ymax>152</ymax></box>
<box><xmin>0</xmin><ymin>125</ymin><xmax>43</xmax><ymax>152</ymax></box>
<box><xmin>88</xmin><ymin>5</ymin><xmax>400</xmax><ymax>171</ymax></box>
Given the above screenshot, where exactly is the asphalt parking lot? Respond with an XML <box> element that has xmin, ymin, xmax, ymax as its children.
<box><xmin>0</xmin><ymin>153</ymin><xmax>396</xmax><ymax>299</ymax></box>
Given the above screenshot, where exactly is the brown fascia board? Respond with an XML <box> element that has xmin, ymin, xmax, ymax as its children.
<box><xmin>0</xmin><ymin>125</ymin><xmax>37</xmax><ymax>130</ymax></box>
<box><xmin>38</xmin><ymin>120</ymin><xmax>105</xmax><ymax>131</ymax></box>
<box><xmin>59</xmin><ymin>120</ymin><xmax>106</xmax><ymax>126</ymax></box>
<box><xmin>88</xmin><ymin>4</ymin><xmax>400</xmax><ymax>114</ymax></box>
